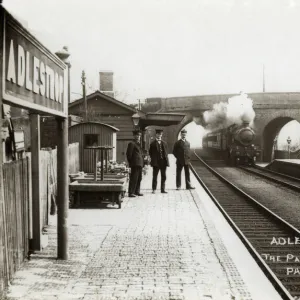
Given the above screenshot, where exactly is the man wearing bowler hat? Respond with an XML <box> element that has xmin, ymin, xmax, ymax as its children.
<box><xmin>149</xmin><ymin>129</ymin><xmax>169</xmax><ymax>194</ymax></box>
<box><xmin>126</xmin><ymin>130</ymin><xmax>144</xmax><ymax>197</ymax></box>
<box><xmin>173</xmin><ymin>128</ymin><xmax>195</xmax><ymax>190</ymax></box>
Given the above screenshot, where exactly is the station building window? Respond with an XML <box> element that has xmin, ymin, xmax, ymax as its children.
<box><xmin>84</xmin><ymin>134</ymin><xmax>98</xmax><ymax>147</ymax></box>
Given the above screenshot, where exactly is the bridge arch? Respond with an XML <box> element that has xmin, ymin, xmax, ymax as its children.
<box><xmin>175</xmin><ymin>114</ymin><xmax>194</xmax><ymax>137</ymax></box>
<box><xmin>262</xmin><ymin>117</ymin><xmax>294</xmax><ymax>162</ymax></box>
<box><xmin>163</xmin><ymin>113</ymin><xmax>206</xmax><ymax>152</ymax></box>
<box><xmin>158</xmin><ymin>92</ymin><xmax>300</xmax><ymax>158</ymax></box>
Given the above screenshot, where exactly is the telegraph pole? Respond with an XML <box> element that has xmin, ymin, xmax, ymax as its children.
<box><xmin>263</xmin><ymin>64</ymin><xmax>265</xmax><ymax>93</ymax></box>
<box><xmin>81</xmin><ymin>71</ymin><xmax>88</xmax><ymax>121</ymax></box>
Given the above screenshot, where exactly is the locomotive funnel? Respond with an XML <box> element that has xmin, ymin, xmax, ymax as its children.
<box><xmin>242</xmin><ymin>121</ymin><xmax>250</xmax><ymax>126</ymax></box>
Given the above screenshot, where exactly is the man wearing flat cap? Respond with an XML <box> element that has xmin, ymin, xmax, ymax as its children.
<box><xmin>149</xmin><ymin>129</ymin><xmax>169</xmax><ymax>194</ymax></box>
<box><xmin>172</xmin><ymin>128</ymin><xmax>195</xmax><ymax>190</ymax></box>
<box><xmin>126</xmin><ymin>130</ymin><xmax>144</xmax><ymax>197</ymax></box>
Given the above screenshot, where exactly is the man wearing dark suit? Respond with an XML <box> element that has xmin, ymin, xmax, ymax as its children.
<box><xmin>149</xmin><ymin>129</ymin><xmax>169</xmax><ymax>194</ymax></box>
<box><xmin>126</xmin><ymin>130</ymin><xmax>144</xmax><ymax>197</ymax></box>
<box><xmin>172</xmin><ymin>129</ymin><xmax>195</xmax><ymax>190</ymax></box>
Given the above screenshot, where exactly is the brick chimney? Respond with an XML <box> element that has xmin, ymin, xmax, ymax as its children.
<box><xmin>99</xmin><ymin>71</ymin><xmax>114</xmax><ymax>98</ymax></box>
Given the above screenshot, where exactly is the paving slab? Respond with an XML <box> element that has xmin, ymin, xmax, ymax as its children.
<box><xmin>2</xmin><ymin>155</ymin><xmax>283</xmax><ymax>300</ymax></box>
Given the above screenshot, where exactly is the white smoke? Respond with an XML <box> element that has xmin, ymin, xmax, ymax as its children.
<box><xmin>203</xmin><ymin>92</ymin><xmax>255</xmax><ymax>131</ymax></box>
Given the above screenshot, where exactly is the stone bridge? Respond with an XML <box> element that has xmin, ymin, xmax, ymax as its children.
<box><xmin>151</xmin><ymin>92</ymin><xmax>300</xmax><ymax>162</ymax></box>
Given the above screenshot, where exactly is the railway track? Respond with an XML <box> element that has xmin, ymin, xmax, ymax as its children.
<box><xmin>191</xmin><ymin>151</ymin><xmax>300</xmax><ymax>300</ymax></box>
<box><xmin>240</xmin><ymin>166</ymin><xmax>300</xmax><ymax>192</ymax></box>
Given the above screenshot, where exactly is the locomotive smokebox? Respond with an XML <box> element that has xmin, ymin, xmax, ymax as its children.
<box><xmin>239</xmin><ymin>129</ymin><xmax>254</xmax><ymax>145</ymax></box>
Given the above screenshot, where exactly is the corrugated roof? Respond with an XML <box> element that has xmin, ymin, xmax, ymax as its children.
<box><xmin>69</xmin><ymin>121</ymin><xmax>119</xmax><ymax>132</ymax></box>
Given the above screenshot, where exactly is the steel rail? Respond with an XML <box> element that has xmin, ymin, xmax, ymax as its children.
<box><xmin>255</xmin><ymin>164</ymin><xmax>300</xmax><ymax>181</ymax></box>
<box><xmin>239</xmin><ymin>166</ymin><xmax>300</xmax><ymax>192</ymax></box>
<box><xmin>191</xmin><ymin>151</ymin><xmax>300</xmax><ymax>300</ymax></box>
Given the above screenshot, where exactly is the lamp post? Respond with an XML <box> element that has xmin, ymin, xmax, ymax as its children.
<box><xmin>55</xmin><ymin>46</ymin><xmax>71</xmax><ymax>260</ymax></box>
<box><xmin>55</xmin><ymin>46</ymin><xmax>71</xmax><ymax>103</ymax></box>
<box><xmin>287</xmin><ymin>136</ymin><xmax>291</xmax><ymax>159</ymax></box>
<box><xmin>274</xmin><ymin>136</ymin><xmax>278</xmax><ymax>151</ymax></box>
<box><xmin>272</xmin><ymin>135</ymin><xmax>278</xmax><ymax>160</ymax></box>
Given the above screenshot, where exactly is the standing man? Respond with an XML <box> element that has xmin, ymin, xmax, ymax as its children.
<box><xmin>126</xmin><ymin>130</ymin><xmax>144</xmax><ymax>197</ymax></box>
<box><xmin>149</xmin><ymin>129</ymin><xmax>169</xmax><ymax>194</ymax></box>
<box><xmin>173</xmin><ymin>129</ymin><xmax>195</xmax><ymax>190</ymax></box>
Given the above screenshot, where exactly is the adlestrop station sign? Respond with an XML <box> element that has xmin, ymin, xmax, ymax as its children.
<box><xmin>1</xmin><ymin>7</ymin><xmax>68</xmax><ymax>117</ymax></box>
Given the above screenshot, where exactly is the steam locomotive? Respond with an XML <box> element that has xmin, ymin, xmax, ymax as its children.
<box><xmin>202</xmin><ymin>122</ymin><xmax>261</xmax><ymax>165</ymax></box>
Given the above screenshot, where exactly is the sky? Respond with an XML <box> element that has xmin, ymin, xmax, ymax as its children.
<box><xmin>277</xmin><ymin>120</ymin><xmax>300</xmax><ymax>150</ymax></box>
<box><xmin>179</xmin><ymin>122</ymin><xmax>206</xmax><ymax>148</ymax></box>
<box><xmin>4</xmin><ymin>0</ymin><xmax>300</xmax><ymax>105</ymax></box>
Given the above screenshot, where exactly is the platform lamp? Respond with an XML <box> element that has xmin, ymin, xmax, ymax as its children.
<box><xmin>55</xmin><ymin>46</ymin><xmax>71</xmax><ymax>104</ymax></box>
<box><xmin>287</xmin><ymin>136</ymin><xmax>292</xmax><ymax>159</ymax></box>
<box><xmin>132</xmin><ymin>113</ymin><xmax>140</xmax><ymax>129</ymax></box>
<box><xmin>132</xmin><ymin>112</ymin><xmax>146</xmax><ymax>151</ymax></box>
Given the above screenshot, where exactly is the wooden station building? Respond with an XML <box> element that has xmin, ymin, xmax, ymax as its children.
<box><xmin>68</xmin><ymin>91</ymin><xmax>186</xmax><ymax>160</ymax></box>
<box><xmin>69</xmin><ymin>91</ymin><xmax>138</xmax><ymax>163</ymax></box>
<box><xmin>69</xmin><ymin>122</ymin><xmax>119</xmax><ymax>173</ymax></box>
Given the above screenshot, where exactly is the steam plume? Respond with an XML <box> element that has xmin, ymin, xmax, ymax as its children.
<box><xmin>203</xmin><ymin>93</ymin><xmax>255</xmax><ymax>131</ymax></box>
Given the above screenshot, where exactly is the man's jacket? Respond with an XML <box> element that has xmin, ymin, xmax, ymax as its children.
<box><xmin>172</xmin><ymin>139</ymin><xmax>191</xmax><ymax>165</ymax></box>
<box><xmin>126</xmin><ymin>141</ymin><xmax>144</xmax><ymax>167</ymax></box>
<box><xmin>149</xmin><ymin>140</ymin><xmax>170</xmax><ymax>167</ymax></box>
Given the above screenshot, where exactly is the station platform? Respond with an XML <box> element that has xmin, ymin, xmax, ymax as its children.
<box><xmin>3</xmin><ymin>156</ymin><xmax>283</xmax><ymax>300</ymax></box>
<box><xmin>255</xmin><ymin>162</ymin><xmax>269</xmax><ymax>168</ymax></box>
<box><xmin>264</xmin><ymin>159</ymin><xmax>300</xmax><ymax>177</ymax></box>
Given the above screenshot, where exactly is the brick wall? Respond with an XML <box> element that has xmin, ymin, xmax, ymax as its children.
<box><xmin>99</xmin><ymin>72</ymin><xmax>113</xmax><ymax>93</ymax></box>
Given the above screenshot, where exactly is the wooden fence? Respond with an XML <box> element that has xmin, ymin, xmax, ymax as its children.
<box><xmin>1</xmin><ymin>158</ymin><xmax>30</xmax><ymax>293</ymax></box>
<box><xmin>39</xmin><ymin>143</ymin><xmax>79</xmax><ymax>224</ymax></box>
<box><xmin>0</xmin><ymin>143</ymin><xmax>79</xmax><ymax>298</ymax></box>
<box><xmin>0</xmin><ymin>180</ymin><xmax>7</xmax><ymax>296</ymax></box>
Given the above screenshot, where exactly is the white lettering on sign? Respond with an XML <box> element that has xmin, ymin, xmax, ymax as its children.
<box><xmin>39</xmin><ymin>62</ymin><xmax>46</xmax><ymax>96</ymax></box>
<box><xmin>55</xmin><ymin>72</ymin><xmax>59</xmax><ymax>101</ymax></box>
<box><xmin>46</xmin><ymin>65</ymin><xmax>54</xmax><ymax>100</ymax></box>
<box><xmin>25</xmin><ymin>51</ymin><xmax>32</xmax><ymax>91</ymax></box>
<box><xmin>33</xmin><ymin>56</ymin><xmax>39</xmax><ymax>94</ymax></box>
<box><xmin>59</xmin><ymin>75</ymin><xmax>64</xmax><ymax>102</ymax></box>
<box><xmin>6</xmin><ymin>38</ymin><xmax>64</xmax><ymax>103</ymax></box>
<box><xmin>17</xmin><ymin>44</ymin><xmax>25</xmax><ymax>87</ymax></box>
<box><xmin>7</xmin><ymin>40</ymin><xmax>16</xmax><ymax>83</ymax></box>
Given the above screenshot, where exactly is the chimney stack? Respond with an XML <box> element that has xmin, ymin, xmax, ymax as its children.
<box><xmin>99</xmin><ymin>71</ymin><xmax>114</xmax><ymax>98</ymax></box>
<box><xmin>242</xmin><ymin>121</ymin><xmax>250</xmax><ymax>127</ymax></box>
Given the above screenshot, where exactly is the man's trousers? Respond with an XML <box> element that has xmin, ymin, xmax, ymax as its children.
<box><xmin>152</xmin><ymin>163</ymin><xmax>167</xmax><ymax>192</ymax></box>
<box><xmin>128</xmin><ymin>166</ymin><xmax>142</xmax><ymax>195</ymax></box>
<box><xmin>176</xmin><ymin>163</ymin><xmax>192</xmax><ymax>188</ymax></box>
